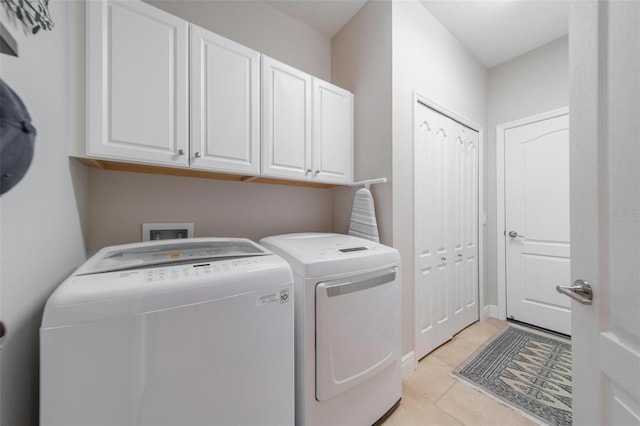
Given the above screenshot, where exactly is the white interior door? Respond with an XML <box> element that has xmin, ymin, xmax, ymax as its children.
<box><xmin>450</xmin><ymin>125</ymin><xmax>480</xmax><ymax>334</ymax></box>
<box><xmin>504</xmin><ymin>112</ymin><xmax>571</xmax><ymax>335</ymax></box>
<box><xmin>569</xmin><ymin>1</ymin><xmax>640</xmax><ymax>424</ymax></box>
<box><xmin>415</xmin><ymin>101</ymin><xmax>479</xmax><ymax>359</ymax></box>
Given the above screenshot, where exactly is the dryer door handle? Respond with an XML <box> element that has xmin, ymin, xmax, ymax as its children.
<box><xmin>322</xmin><ymin>268</ymin><xmax>397</xmax><ymax>297</ymax></box>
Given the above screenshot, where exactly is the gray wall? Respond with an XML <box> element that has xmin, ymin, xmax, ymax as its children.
<box><xmin>331</xmin><ymin>0</ymin><xmax>493</xmax><ymax>358</ymax></box>
<box><xmin>0</xmin><ymin>2</ymin><xmax>88</xmax><ymax>424</ymax></box>
<box><xmin>145</xmin><ymin>0</ymin><xmax>331</xmax><ymax>81</ymax></box>
<box><xmin>331</xmin><ymin>0</ymin><xmax>393</xmax><ymax>244</ymax></box>
<box><xmin>486</xmin><ymin>36</ymin><xmax>569</xmax><ymax>306</ymax></box>
<box><xmin>392</xmin><ymin>0</ymin><xmax>489</xmax><ymax>356</ymax></box>
<box><xmin>0</xmin><ymin>2</ymin><xmax>570</xmax><ymax>422</ymax></box>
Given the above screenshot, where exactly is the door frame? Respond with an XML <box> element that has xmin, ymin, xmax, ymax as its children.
<box><xmin>495</xmin><ymin>106</ymin><xmax>570</xmax><ymax>320</ymax></box>
<box><xmin>412</xmin><ymin>91</ymin><xmax>486</xmax><ymax>357</ymax></box>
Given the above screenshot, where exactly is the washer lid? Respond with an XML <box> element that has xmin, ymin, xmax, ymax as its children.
<box><xmin>260</xmin><ymin>233</ymin><xmax>400</xmax><ymax>278</ymax></box>
<box><xmin>42</xmin><ymin>238</ymin><xmax>293</xmax><ymax>328</ymax></box>
<box><xmin>78</xmin><ymin>238</ymin><xmax>270</xmax><ymax>275</ymax></box>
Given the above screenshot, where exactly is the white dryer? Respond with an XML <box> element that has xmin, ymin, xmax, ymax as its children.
<box><xmin>40</xmin><ymin>238</ymin><xmax>294</xmax><ymax>426</ymax></box>
<box><xmin>260</xmin><ymin>233</ymin><xmax>401</xmax><ymax>426</ymax></box>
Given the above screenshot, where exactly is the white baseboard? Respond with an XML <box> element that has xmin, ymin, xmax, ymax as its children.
<box><xmin>405</xmin><ymin>306</ymin><xmax>499</xmax><ymax>378</ymax></box>
<box><xmin>401</xmin><ymin>351</ymin><xmax>416</xmax><ymax>377</ymax></box>
<box><xmin>482</xmin><ymin>304</ymin><xmax>498</xmax><ymax>320</ymax></box>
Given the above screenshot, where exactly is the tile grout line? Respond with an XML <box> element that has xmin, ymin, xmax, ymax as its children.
<box><xmin>389</xmin><ymin>320</ymin><xmax>532</xmax><ymax>426</ymax></box>
<box><xmin>433</xmin><ymin>383</ymin><xmax>469</xmax><ymax>426</ymax></box>
<box><xmin>433</xmin><ymin>324</ymin><xmax>517</xmax><ymax>426</ymax></box>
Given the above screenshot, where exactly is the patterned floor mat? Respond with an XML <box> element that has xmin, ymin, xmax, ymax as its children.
<box><xmin>452</xmin><ymin>326</ymin><xmax>572</xmax><ymax>425</ymax></box>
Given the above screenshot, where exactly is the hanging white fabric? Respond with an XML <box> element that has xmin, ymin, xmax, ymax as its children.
<box><xmin>347</xmin><ymin>188</ymin><xmax>380</xmax><ymax>243</ymax></box>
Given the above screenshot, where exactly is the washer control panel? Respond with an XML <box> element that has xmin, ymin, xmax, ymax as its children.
<box><xmin>118</xmin><ymin>258</ymin><xmax>262</xmax><ymax>283</ymax></box>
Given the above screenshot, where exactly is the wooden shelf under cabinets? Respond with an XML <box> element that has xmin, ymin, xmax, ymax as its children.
<box><xmin>76</xmin><ymin>158</ymin><xmax>340</xmax><ymax>189</ymax></box>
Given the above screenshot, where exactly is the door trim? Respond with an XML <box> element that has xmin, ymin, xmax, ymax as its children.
<box><xmin>495</xmin><ymin>106</ymin><xmax>569</xmax><ymax>320</ymax></box>
<box><xmin>412</xmin><ymin>91</ymin><xmax>485</xmax><ymax>353</ymax></box>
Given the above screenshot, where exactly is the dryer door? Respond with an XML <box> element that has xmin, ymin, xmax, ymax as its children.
<box><xmin>315</xmin><ymin>267</ymin><xmax>400</xmax><ymax>402</ymax></box>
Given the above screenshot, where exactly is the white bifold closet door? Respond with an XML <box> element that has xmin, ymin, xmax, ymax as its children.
<box><xmin>414</xmin><ymin>102</ymin><xmax>479</xmax><ymax>360</ymax></box>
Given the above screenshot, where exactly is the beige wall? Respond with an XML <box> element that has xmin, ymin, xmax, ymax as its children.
<box><xmin>88</xmin><ymin>170</ymin><xmax>333</xmax><ymax>253</ymax></box>
<box><xmin>486</xmin><ymin>36</ymin><xmax>569</xmax><ymax>306</ymax></box>
<box><xmin>145</xmin><ymin>0</ymin><xmax>331</xmax><ymax>80</ymax></box>
<box><xmin>331</xmin><ymin>0</ymin><xmax>393</xmax><ymax>245</ymax></box>
<box><xmin>87</xmin><ymin>0</ymin><xmax>335</xmax><ymax>252</ymax></box>
<box><xmin>392</xmin><ymin>0</ymin><xmax>489</xmax><ymax>355</ymax></box>
<box><xmin>0</xmin><ymin>2</ymin><xmax>88</xmax><ymax>424</ymax></box>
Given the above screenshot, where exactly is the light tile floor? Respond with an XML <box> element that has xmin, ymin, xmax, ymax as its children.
<box><xmin>383</xmin><ymin>319</ymin><xmax>535</xmax><ymax>426</ymax></box>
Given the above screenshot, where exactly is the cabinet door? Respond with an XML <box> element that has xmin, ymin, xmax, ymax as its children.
<box><xmin>87</xmin><ymin>0</ymin><xmax>189</xmax><ymax>167</ymax></box>
<box><xmin>312</xmin><ymin>79</ymin><xmax>353</xmax><ymax>184</ymax></box>
<box><xmin>261</xmin><ymin>56</ymin><xmax>312</xmax><ymax>180</ymax></box>
<box><xmin>190</xmin><ymin>25</ymin><xmax>260</xmax><ymax>174</ymax></box>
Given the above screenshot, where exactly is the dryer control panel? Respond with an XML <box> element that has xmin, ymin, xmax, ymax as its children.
<box><xmin>318</xmin><ymin>244</ymin><xmax>384</xmax><ymax>258</ymax></box>
<box><xmin>338</xmin><ymin>246</ymin><xmax>368</xmax><ymax>253</ymax></box>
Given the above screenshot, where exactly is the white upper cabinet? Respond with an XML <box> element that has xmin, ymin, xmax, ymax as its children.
<box><xmin>190</xmin><ymin>25</ymin><xmax>260</xmax><ymax>174</ymax></box>
<box><xmin>313</xmin><ymin>79</ymin><xmax>354</xmax><ymax>184</ymax></box>
<box><xmin>262</xmin><ymin>56</ymin><xmax>353</xmax><ymax>184</ymax></box>
<box><xmin>85</xmin><ymin>1</ymin><xmax>353</xmax><ymax>184</ymax></box>
<box><xmin>86</xmin><ymin>0</ymin><xmax>189</xmax><ymax>167</ymax></box>
<box><xmin>261</xmin><ymin>56</ymin><xmax>313</xmax><ymax>180</ymax></box>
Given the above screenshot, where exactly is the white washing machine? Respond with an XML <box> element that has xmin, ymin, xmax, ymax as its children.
<box><xmin>260</xmin><ymin>233</ymin><xmax>401</xmax><ymax>426</ymax></box>
<box><xmin>40</xmin><ymin>238</ymin><xmax>294</xmax><ymax>426</ymax></box>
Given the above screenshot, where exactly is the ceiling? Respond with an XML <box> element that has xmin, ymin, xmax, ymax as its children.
<box><xmin>420</xmin><ymin>1</ymin><xmax>569</xmax><ymax>68</ymax></box>
<box><xmin>265</xmin><ymin>0</ymin><xmax>569</xmax><ymax>69</ymax></box>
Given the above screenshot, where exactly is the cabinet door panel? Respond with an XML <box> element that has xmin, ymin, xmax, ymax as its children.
<box><xmin>313</xmin><ymin>79</ymin><xmax>353</xmax><ymax>184</ymax></box>
<box><xmin>190</xmin><ymin>25</ymin><xmax>260</xmax><ymax>174</ymax></box>
<box><xmin>262</xmin><ymin>56</ymin><xmax>312</xmax><ymax>179</ymax></box>
<box><xmin>87</xmin><ymin>0</ymin><xmax>188</xmax><ymax>166</ymax></box>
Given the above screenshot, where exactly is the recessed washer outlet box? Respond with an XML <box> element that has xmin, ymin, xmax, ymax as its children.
<box><xmin>142</xmin><ymin>223</ymin><xmax>194</xmax><ymax>241</ymax></box>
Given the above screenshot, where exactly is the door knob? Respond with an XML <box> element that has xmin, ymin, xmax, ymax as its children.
<box><xmin>508</xmin><ymin>230</ymin><xmax>525</xmax><ymax>238</ymax></box>
<box><xmin>0</xmin><ymin>321</ymin><xmax>5</xmax><ymax>338</ymax></box>
<box><xmin>556</xmin><ymin>279</ymin><xmax>593</xmax><ymax>305</ymax></box>
<box><xmin>177</xmin><ymin>149</ymin><xmax>184</xmax><ymax>156</ymax></box>
<box><xmin>194</xmin><ymin>152</ymin><xmax>201</xmax><ymax>158</ymax></box>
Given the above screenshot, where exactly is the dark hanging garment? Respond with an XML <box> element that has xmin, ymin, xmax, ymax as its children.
<box><xmin>0</xmin><ymin>78</ymin><xmax>36</xmax><ymax>195</ymax></box>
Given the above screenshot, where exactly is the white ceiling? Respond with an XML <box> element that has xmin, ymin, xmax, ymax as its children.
<box><xmin>266</xmin><ymin>0</ymin><xmax>569</xmax><ymax>69</ymax></box>
<box><xmin>420</xmin><ymin>0</ymin><xmax>569</xmax><ymax>68</ymax></box>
